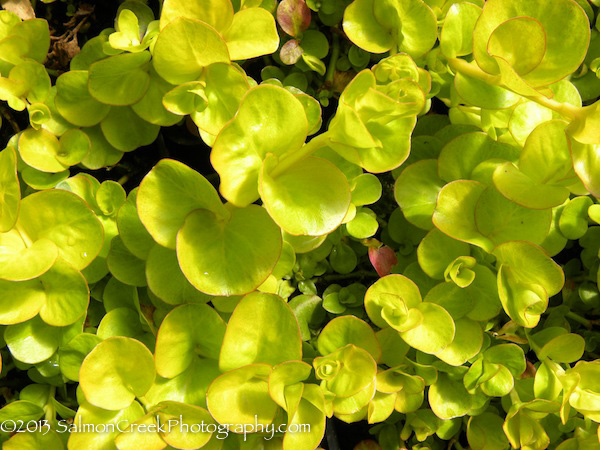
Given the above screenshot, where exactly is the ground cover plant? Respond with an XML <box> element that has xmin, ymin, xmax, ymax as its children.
<box><xmin>0</xmin><ymin>0</ymin><xmax>600</xmax><ymax>448</ymax></box>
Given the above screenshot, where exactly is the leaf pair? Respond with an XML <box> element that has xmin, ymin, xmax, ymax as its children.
<box><xmin>364</xmin><ymin>274</ymin><xmax>455</xmax><ymax>355</ymax></box>
<box><xmin>343</xmin><ymin>0</ymin><xmax>437</xmax><ymax>58</ymax></box>
<box><xmin>137</xmin><ymin>159</ymin><xmax>282</xmax><ymax>295</ymax></box>
<box><xmin>212</xmin><ymin>85</ymin><xmax>351</xmax><ymax>236</ymax></box>
<box><xmin>472</xmin><ymin>0</ymin><xmax>590</xmax><ymax>90</ymax></box>
<box><xmin>154</xmin><ymin>0</ymin><xmax>279</xmax><ymax>84</ymax></box>
<box><xmin>328</xmin><ymin>57</ymin><xmax>425</xmax><ymax>173</ymax></box>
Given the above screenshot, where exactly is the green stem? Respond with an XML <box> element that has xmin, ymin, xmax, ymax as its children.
<box><xmin>44</xmin><ymin>386</ymin><xmax>56</xmax><ymax>423</ymax></box>
<box><xmin>447</xmin><ymin>58</ymin><xmax>584</xmax><ymax>120</ymax></box>
<box><xmin>270</xmin><ymin>132</ymin><xmax>333</xmax><ymax>178</ymax></box>
<box><xmin>325</xmin><ymin>33</ymin><xmax>340</xmax><ymax>84</ymax></box>
<box><xmin>566</xmin><ymin>311</ymin><xmax>593</xmax><ymax>329</ymax></box>
<box><xmin>389</xmin><ymin>30</ymin><xmax>398</xmax><ymax>55</ymax></box>
<box><xmin>14</xmin><ymin>223</ymin><xmax>33</xmax><ymax>247</ymax></box>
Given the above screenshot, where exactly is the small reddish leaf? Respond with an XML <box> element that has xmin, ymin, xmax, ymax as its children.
<box><xmin>280</xmin><ymin>39</ymin><xmax>303</xmax><ymax>65</ymax></box>
<box><xmin>277</xmin><ymin>0</ymin><xmax>311</xmax><ymax>37</ymax></box>
<box><xmin>368</xmin><ymin>246</ymin><xmax>398</xmax><ymax>277</ymax></box>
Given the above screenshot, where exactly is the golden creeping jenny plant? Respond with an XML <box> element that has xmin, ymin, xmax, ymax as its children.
<box><xmin>1</xmin><ymin>0</ymin><xmax>600</xmax><ymax>448</ymax></box>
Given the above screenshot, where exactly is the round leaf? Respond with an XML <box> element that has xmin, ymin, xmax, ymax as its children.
<box><xmin>155</xmin><ymin>304</ymin><xmax>226</xmax><ymax>378</ymax></box>
<box><xmin>152</xmin><ymin>18</ymin><xmax>230</xmax><ymax>85</ymax></box>
<box><xmin>259</xmin><ymin>156</ymin><xmax>351</xmax><ymax>236</ymax></box>
<box><xmin>219</xmin><ymin>292</ymin><xmax>302</xmax><ymax>371</ymax></box>
<box><xmin>79</xmin><ymin>336</ymin><xmax>155</xmax><ymax>410</ymax></box>
<box><xmin>88</xmin><ymin>52</ymin><xmax>151</xmax><ymax>106</ymax></box>
<box><xmin>177</xmin><ymin>204</ymin><xmax>282</xmax><ymax>296</ymax></box>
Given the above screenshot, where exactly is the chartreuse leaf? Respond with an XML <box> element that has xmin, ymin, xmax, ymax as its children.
<box><xmin>223</xmin><ymin>7</ymin><xmax>280</xmax><ymax>60</ymax></box>
<box><xmin>219</xmin><ymin>292</ymin><xmax>302</xmax><ymax>371</ymax></box>
<box><xmin>364</xmin><ymin>274</ymin><xmax>454</xmax><ymax>354</ymax></box>
<box><xmin>259</xmin><ymin>155</ymin><xmax>351</xmax><ymax>236</ymax></box>
<box><xmin>3</xmin><ymin>430</ymin><xmax>64</xmax><ymax>449</ymax></box>
<box><xmin>269</xmin><ymin>360</ymin><xmax>312</xmax><ymax>412</ymax></box>
<box><xmin>18</xmin><ymin>128</ymin><xmax>68</xmax><ymax>173</ymax></box>
<box><xmin>343</xmin><ymin>0</ymin><xmax>437</xmax><ymax>58</ymax></box>
<box><xmin>0</xmin><ymin>146</ymin><xmax>19</xmax><ymax>232</ymax></box>
<box><xmin>472</xmin><ymin>0</ymin><xmax>590</xmax><ymax>86</ymax></box>
<box><xmin>493</xmin><ymin>162</ymin><xmax>571</xmax><ymax>210</ymax></box>
<box><xmin>206</xmin><ymin>363</ymin><xmax>279</xmax><ymax>427</ymax></box>
<box><xmin>152</xmin><ymin>18</ymin><xmax>230</xmax><ymax>85</ymax></box>
<box><xmin>163</xmin><ymin>81</ymin><xmax>208</xmax><ymax>116</ymax></box>
<box><xmin>212</xmin><ymin>85</ymin><xmax>308</xmax><ymax>206</ymax></box>
<box><xmin>417</xmin><ymin>229</ymin><xmax>470</xmax><ymax>280</ymax></box>
<box><xmin>97</xmin><ymin>308</ymin><xmax>145</xmax><ymax>340</ymax></box>
<box><xmin>434</xmin><ymin>318</ymin><xmax>483</xmax><ymax>366</ymax></box>
<box><xmin>425</xmin><ymin>265</ymin><xmax>502</xmax><ymax>322</ymax></box>
<box><xmin>317</xmin><ymin>315</ymin><xmax>381</xmax><ymax>361</ymax></box>
<box><xmin>394</xmin><ymin>160</ymin><xmax>444</xmax><ymax>230</ymax></box>
<box><xmin>54</xmin><ymin>71</ymin><xmax>110</xmax><ymax>127</ymax></box>
<box><xmin>155</xmin><ymin>401</ymin><xmax>215</xmax><ymax>449</ymax></box>
<box><xmin>177</xmin><ymin>204</ymin><xmax>282</xmax><ymax>296</ymax></box>
<box><xmin>467</xmin><ymin>412</ymin><xmax>509</xmax><ymax>450</ymax></box>
<box><xmin>454</xmin><ymin>68</ymin><xmax>520</xmax><ymax>110</ymax></box>
<box><xmin>429</xmin><ymin>373</ymin><xmax>483</xmax><ymax>420</ymax></box>
<box><xmin>117</xmin><ymin>189</ymin><xmax>154</xmax><ymax>260</ymax></box>
<box><xmin>108</xmin><ymin>9</ymin><xmax>146</xmax><ymax>52</ymax></box>
<box><xmin>38</xmin><ymin>258</ymin><xmax>88</xmax><ymax>326</ymax></box>
<box><xmin>0</xmin><ymin>18</ymin><xmax>49</xmax><ymax>75</ymax></box>
<box><xmin>365</xmin><ymin>274</ymin><xmax>421</xmax><ymax>328</ymax></box>
<box><xmin>2</xmin><ymin>60</ymin><xmax>51</xmax><ymax>109</ymax></box>
<box><xmin>444</xmin><ymin>256</ymin><xmax>477</xmax><ymax>288</ymax></box>
<box><xmin>106</xmin><ymin>236</ymin><xmax>146</xmax><ymax>287</ymax></box>
<box><xmin>143</xmin><ymin>356</ymin><xmax>220</xmax><ymax>409</ymax></box>
<box><xmin>437</xmin><ymin>132</ymin><xmax>519</xmax><ymax>182</ymax></box>
<box><xmin>0</xmin><ymin>230</ymin><xmax>58</xmax><ymax>282</ymax></box>
<box><xmin>432</xmin><ymin>180</ymin><xmax>493</xmax><ymax>252</ymax></box>
<box><xmin>100</xmin><ymin>106</ymin><xmax>160</xmax><ymax>152</ymax></box>
<box><xmin>314</xmin><ymin>344</ymin><xmax>377</xmax><ymax>398</ymax></box>
<box><xmin>131</xmin><ymin>67</ymin><xmax>181</xmax><ymax>127</ymax></box>
<box><xmin>146</xmin><ymin>245</ymin><xmax>210</xmax><ymax>305</ymax></box>
<box><xmin>113</xmin><ymin>411</ymin><xmax>168</xmax><ymax>450</ymax></box>
<box><xmin>328</xmin><ymin>69</ymin><xmax>422</xmax><ymax>172</ymax></box>
<box><xmin>58</xmin><ymin>332</ymin><xmax>102</xmax><ymax>381</ymax></box>
<box><xmin>440</xmin><ymin>2</ymin><xmax>482</xmax><ymax>58</ymax></box>
<box><xmin>68</xmin><ymin>401</ymin><xmax>145</xmax><ymax>450</ymax></box>
<box><xmin>531</xmin><ymin>327</ymin><xmax>585</xmax><ymax>363</ymax></box>
<box><xmin>80</xmin><ymin>126</ymin><xmax>124</xmax><ymax>170</ymax></box>
<box><xmin>137</xmin><ymin>159</ymin><xmax>225</xmax><ymax>249</ymax></box>
<box><xmin>190</xmin><ymin>62</ymin><xmax>250</xmax><ymax>141</ymax></box>
<box><xmin>283</xmin><ymin>384</ymin><xmax>327</xmax><ymax>450</ymax></box>
<box><xmin>494</xmin><ymin>241</ymin><xmax>564</xmax><ymax>327</ymax></box>
<box><xmin>400</xmin><ymin>302</ymin><xmax>455</xmax><ymax>355</ymax></box>
<box><xmin>17</xmin><ymin>189</ymin><xmax>104</xmax><ymax>271</ymax></box>
<box><xmin>503</xmin><ymin>400</ymin><xmax>559</xmax><ymax>449</ymax></box>
<box><xmin>494</xmin><ymin>120</ymin><xmax>573</xmax><ymax>209</ymax></box>
<box><xmin>5</xmin><ymin>316</ymin><xmax>61</xmax><ymax>364</ymax></box>
<box><xmin>565</xmin><ymin>361</ymin><xmax>600</xmax><ymax>421</ymax></box>
<box><xmin>570</xmin><ymin>140</ymin><xmax>600</xmax><ymax>198</ymax></box>
<box><xmin>160</xmin><ymin>0</ymin><xmax>233</xmax><ymax>30</ymax></box>
<box><xmin>474</xmin><ymin>187</ymin><xmax>552</xmax><ymax>246</ymax></box>
<box><xmin>0</xmin><ymin>399</ymin><xmax>44</xmax><ymax>426</ymax></box>
<box><xmin>79</xmin><ymin>336</ymin><xmax>155</xmax><ymax>410</ymax></box>
<box><xmin>346</xmin><ymin>209</ymin><xmax>378</xmax><ymax>239</ymax></box>
<box><xmin>351</xmin><ymin>173</ymin><xmax>382</xmax><ymax>206</ymax></box>
<box><xmin>88</xmin><ymin>51</ymin><xmax>151</xmax><ymax>106</ymax></box>
<box><xmin>155</xmin><ymin>304</ymin><xmax>225</xmax><ymax>378</ymax></box>
<box><xmin>559</xmin><ymin>196</ymin><xmax>594</xmax><ymax>240</ymax></box>
<box><xmin>21</xmin><ymin>167</ymin><xmax>69</xmax><ymax>191</ymax></box>
<box><xmin>0</xmin><ymin>279</ymin><xmax>45</xmax><ymax>324</ymax></box>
